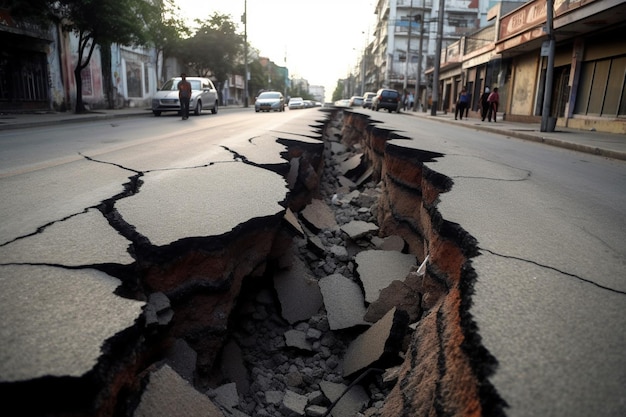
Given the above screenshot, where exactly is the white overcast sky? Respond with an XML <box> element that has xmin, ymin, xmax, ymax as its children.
<box><xmin>174</xmin><ymin>0</ymin><xmax>377</xmax><ymax>100</ymax></box>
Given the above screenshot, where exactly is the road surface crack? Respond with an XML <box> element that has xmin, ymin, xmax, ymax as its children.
<box><xmin>481</xmin><ymin>247</ymin><xmax>626</xmax><ymax>295</ymax></box>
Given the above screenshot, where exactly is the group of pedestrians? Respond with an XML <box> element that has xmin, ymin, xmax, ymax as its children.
<box><xmin>454</xmin><ymin>86</ymin><xmax>500</xmax><ymax>122</ymax></box>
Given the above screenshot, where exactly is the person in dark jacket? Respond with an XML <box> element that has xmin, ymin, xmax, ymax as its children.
<box><xmin>480</xmin><ymin>87</ymin><xmax>490</xmax><ymax>121</ymax></box>
<box><xmin>455</xmin><ymin>88</ymin><xmax>469</xmax><ymax>120</ymax></box>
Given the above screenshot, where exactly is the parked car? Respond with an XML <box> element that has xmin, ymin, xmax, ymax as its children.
<box><xmin>255</xmin><ymin>91</ymin><xmax>285</xmax><ymax>112</ymax></box>
<box><xmin>349</xmin><ymin>96</ymin><xmax>364</xmax><ymax>107</ymax></box>
<box><xmin>288</xmin><ymin>97</ymin><xmax>305</xmax><ymax>109</ymax></box>
<box><xmin>362</xmin><ymin>92</ymin><xmax>376</xmax><ymax>109</ymax></box>
<box><xmin>152</xmin><ymin>76</ymin><xmax>218</xmax><ymax>116</ymax></box>
<box><xmin>372</xmin><ymin>88</ymin><xmax>401</xmax><ymax>113</ymax></box>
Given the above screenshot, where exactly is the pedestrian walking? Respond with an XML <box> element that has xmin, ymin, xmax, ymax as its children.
<box><xmin>455</xmin><ymin>88</ymin><xmax>469</xmax><ymax>120</ymax></box>
<box><xmin>487</xmin><ymin>87</ymin><xmax>500</xmax><ymax>122</ymax></box>
<box><xmin>480</xmin><ymin>87</ymin><xmax>490</xmax><ymax>121</ymax></box>
<box><xmin>178</xmin><ymin>73</ymin><xmax>192</xmax><ymax>120</ymax></box>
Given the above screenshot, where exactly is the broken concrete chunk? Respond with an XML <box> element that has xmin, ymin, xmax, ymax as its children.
<box><xmin>319</xmin><ymin>274</ymin><xmax>369</xmax><ymax>330</ymax></box>
<box><xmin>379</xmin><ymin>235</ymin><xmax>406</xmax><ymax>252</ymax></box>
<box><xmin>339</xmin><ymin>190</ymin><xmax>361</xmax><ymax>206</ymax></box>
<box><xmin>300</xmin><ymin>198</ymin><xmax>338</xmax><ymax>232</ymax></box>
<box><xmin>307</xmin><ymin>234</ymin><xmax>327</xmax><ymax>257</ymax></box>
<box><xmin>284</xmin><ymin>329</ymin><xmax>313</xmax><ymax>351</ymax></box>
<box><xmin>286</xmin><ymin>156</ymin><xmax>300</xmax><ymax>189</ymax></box>
<box><xmin>328</xmin><ymin>245</ymin><xmax>349</xmax><ymax>261</ymax></box>
<box><xmin>354</xmin><ymin>166</ymin><xmax>374</xmax><ymax>187</ymax></box>
<box><xmin>340</xmin><ymin>220</ymin><xmax>379</xmax><ymax>240</ymax></box>
<box><xmin>339</xmin><ymin>153</ymin><xmax>363</xmax><ymax>176</ymax></box>
<box><xmin>342</xmin><ymin>307</ymin><xmax>410</xmax><ymax>378</ymax></box>
<box><xmin>281</xmin><ymin>389</ymin><xmax>308</xmax><ymax>416</ymax></box>
<box><xmin>219</xmin><ymin>339</ymin><xmax>250</xmax><ymax>395</ymax></box>
<box><xmin>134</xmin><ymin>365</ymin><xmax>225</xmax><ymax>417</ymax></box>
<box><xmin>364</xmin><ymin>280</ymin><xmax>422</xmax><ymax>324</ymax></box>
<box><xmin>145</xmin><ymin>292</ymin><xmax>174</xmax><ymax>326</ymax></box>
<box><xmin>284</xmin><ymin>208</ymin><xmax>305</xmax><ymax>237</ymax></box>
<box><xmin>0</xmin><ymin>265</ymin><xmax>145</xmax><ymax>383</ymax></box>
<box><xmin>274</xmin><ymin>256</ymin><xmax>324</xmax><ymax>324</ymax></box>
<box><xmin>149</xmin><ymin>292</ymin><xmax>170</xmax><ymax>313</ymax></box>
<box><xmin>319</xmin><ymin>381</ymin><xmax>369</xmax><ymax>417</ymax></box>
<box><xmin>305</xmin><ymin>405</ymin><xmax>328</xmax><ymax>417</ymax></box>
<box><xmin>165</xmin><ymin>339</ymin><xmax>197</xmax><ymax>383</ymax></box>
<box><xmin>209</xmin><ymin>382</ymin><xmax>239</xmax><ymax>409</ymax></box>
<box><xmin>338</xmin><ymin>175</ymin><xmax>356</xmax><ymax>189</ymax></box>
<box><xmin>354</xmin><ymin>250</ymin><xmax>416</xmax><ymax>303</ymax></box>
<box><xmin>330</xmin><ymin>141</ymin><xmax>347</xmax><ymax>155</ymax></box>
<box><xmin>266</xmin><ymin>390</ymin><xmax>284</xmax><ymax>405</ymax></box>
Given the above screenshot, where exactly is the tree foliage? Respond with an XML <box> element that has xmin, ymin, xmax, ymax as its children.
<box><xmin>147</xmin><ymin>0</ymin><xmax>190</xmax><ymax>85</ymax></box>
<box><xmin>179</xmin><ymin>13</ymin><xmax>242</xmax><ymax>86</ymax></box>
<box><xmin>7</xmin><ymin>0</ymin><xmax>157</xmax><ymax>112</ymax></box>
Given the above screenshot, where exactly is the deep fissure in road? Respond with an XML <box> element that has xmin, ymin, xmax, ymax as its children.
<box><xmin>1</xmin><ymin>110</ymin><xmax>508</xmax><ymax>417</ymax></box>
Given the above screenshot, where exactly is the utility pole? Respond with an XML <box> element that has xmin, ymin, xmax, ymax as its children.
<box><xmin>413</xmin><ymin>0</ymin><xmax>425</xmax><ymax>112</ymax></box>
<box><xmin>430</xmin><ymin>0</ymin><xmax>444</xmax><ymax>116</ymax></box>
<box><xmin>540</xmin><ymin>0</ymin><xmax>555</xmax><ymax>132</ymax></box>
<box><xmin>243</xmin><ymin>0</ymin><xmax>249</xmax><ymax>107</ymax></box>
<box><xmin>403</xmin><ymin>0</ymin><xmax>414</xmax><ymax>93</ymax></box>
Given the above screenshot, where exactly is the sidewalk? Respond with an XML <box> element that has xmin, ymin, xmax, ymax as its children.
<box><xmin>1</xmin><ymin>106</ymin><xmax>625</xmax><ymax>161</ymax></box>
<box><xmin>404</xmin><ymin>109</ymin><xmax>626</xmax><ymax>161</ymax></box>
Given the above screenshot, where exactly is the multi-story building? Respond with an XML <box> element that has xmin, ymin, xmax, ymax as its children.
<box><xmin>355</xmin><ymin>0</ymin><xmax>625</xmax><ymax>133</ymax></box>
<box><xmin>363</xmin><ymin>0</ymin><xmax>492</xmax><ymax>107</ymax></box>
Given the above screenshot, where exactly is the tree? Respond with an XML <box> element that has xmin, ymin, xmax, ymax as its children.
<box><xmin>179</xmin><ymin>13</ymin><xmax>242</xmax><ymax>92</ymax></box>
<box><xmin>147</xmin><ymin>0</ymin><xmax>189</xmax><ymax>86</ymax></box>
<box><xmin>332</xmin><ymin>81</ymin><xmax>345</xmax><ymax>102</ymax></box>
<box><xmin>8</xmin><ymin>0</ymin><xmax>157</xmax><ymax>113</ymax></box>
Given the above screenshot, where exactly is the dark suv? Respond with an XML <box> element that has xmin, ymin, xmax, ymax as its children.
<box><xmin>372</xmin><ymin>88</ymin><xmax>401</xmax><ymax>113</ymax></box>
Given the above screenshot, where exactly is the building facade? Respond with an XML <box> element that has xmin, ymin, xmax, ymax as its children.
<box><xmin>356</xmin><ymin>0</ymin><xmax>625</xmax><ymax>134</ymax></box>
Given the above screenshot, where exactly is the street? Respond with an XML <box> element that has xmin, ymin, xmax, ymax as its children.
<box><xmin>1</xmin><ymin>107</ymin><xmax>625</xmax><ymax>417</ymax></box>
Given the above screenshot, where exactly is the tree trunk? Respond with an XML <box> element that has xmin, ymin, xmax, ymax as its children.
<box><xmin>100</xmin><ymin>42</ymin><xmax>115</xmax><ymax>109</ymax></box>
<box><xmin>74</xmin><ymin>66</ymin><xmax>86</xmax><ymax>113</ymax></box>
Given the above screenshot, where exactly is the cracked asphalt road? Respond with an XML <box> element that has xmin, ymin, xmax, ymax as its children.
<box><xmin>356</xmin><ymin>109</ymin><xmax>626</xmax><ymax>417</ymax></box>
<box><xmin>1</xmin><ymin>107</ymin><xmax>624</xmax><ymax>417</ymax></box>
<box><xmin>0</xmin><ymin>108</ymin><xmax>325</xmax><ymax>384</ymax></box>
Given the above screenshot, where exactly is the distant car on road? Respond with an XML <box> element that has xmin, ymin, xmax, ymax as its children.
<box><xmin>288</xmin><ymin>97</ymin><xmax>305</xmax><ymax>109</ymax></box>
<box><xmin>254</xmin><ymin>91</ymin><xmax>285</xmax><ymax>112</ymax></box>
<box><xmin>362</xmin><ymin>92</ymin><xmax>376</xmax><ymax>109</ymax></box>
<box><xmin>372</xmin><ymin>88</ymin><xmax>401</xmax><ymax>113</ymax></box>
<box><xmin>349</xmin><ymin>96</ymin><xmax>364</xmax><ymax>107</ymax></box>
<box><xmin>152</xmin><ymin>77</ymin><xmax>218</xmax><ymax>116</ymax></box>
<box><xmin>334</xmin><ymin>99</ymin><xmax>350</xmax><ymax>107</ymax></box>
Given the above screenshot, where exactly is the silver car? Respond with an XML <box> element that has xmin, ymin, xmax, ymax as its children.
<box><xmin>152</xmin><ymin>77</ymin><xmax>218</xmax><ymax>116</ymax></box>
<box><xmin>254</xmin><ymin>91</ymin><xmax>285</xmax><ymax>112</ymax></box>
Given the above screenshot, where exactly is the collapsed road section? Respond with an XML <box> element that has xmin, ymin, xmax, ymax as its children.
<box><xmin>0</xmin><ymin>108</ymin><xmax>504</xmax><ymax>417</ymax></box>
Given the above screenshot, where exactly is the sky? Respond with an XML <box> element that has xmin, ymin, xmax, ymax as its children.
<box><xmin>174</xmin><ymin>0</ymin><xmax>377</xmax><ymax>102</ymax></box>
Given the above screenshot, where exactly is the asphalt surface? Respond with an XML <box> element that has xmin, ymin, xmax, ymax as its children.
<box><xmin>1</xmin><ymin>106</ymin><xmax>625</xmax><ymax>161</ymax></box>
<box><xmin>1</xmin><ymin>105</ymin><xmax>625</xmax><ymax>417</ymax></box>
